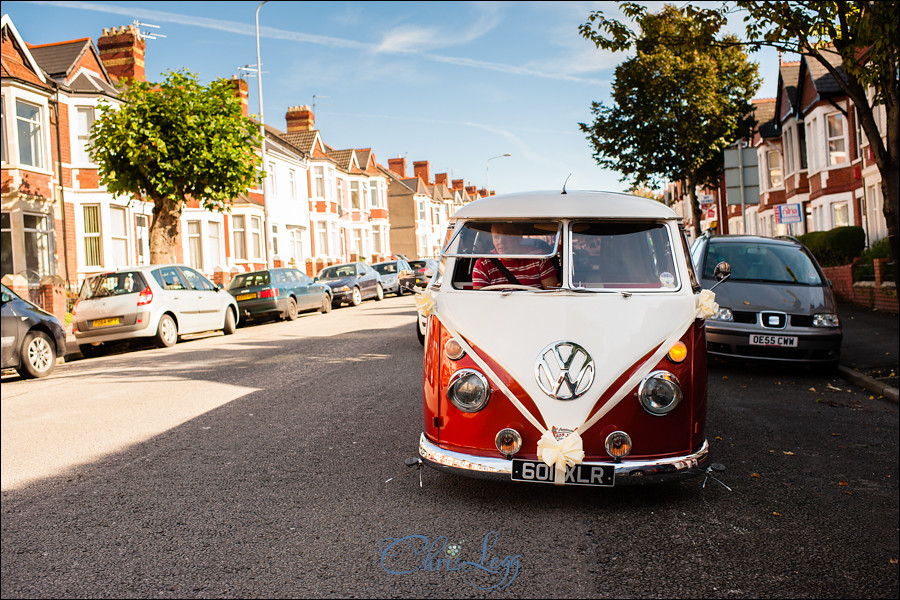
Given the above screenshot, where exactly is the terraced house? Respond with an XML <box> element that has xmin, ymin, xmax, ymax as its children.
<box><xmin>2</xmin><ymin>15</ymin><xmax>484</xmax><ymax>322</ymax></box>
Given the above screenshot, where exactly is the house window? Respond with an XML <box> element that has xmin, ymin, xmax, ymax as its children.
<box><xmin>854</xmin><ymin>106</ymin><xmax>863</xmax><ymax>160</ymax></box>
<box><xmin>806</xmin><ymin>117</ymin><xmax>818</xmax><ymax>171</ymax></box>
<box><xmin>74</xmin><ymin>106</ymin><xmax>95</xmax><ymax>164</ymax></box>
<box><xmin>207</xmin><ymin>221</ymin><xmax>221</xmax><ymax>268</ymax></box>
<box><xmin>1</xmin><ymin>100</ymin><xmax>7</xmax><ymax>164</ymax></box>
<box><xmin>767</xmin><ymin>150</ymin><xmax>783</xmax><ymax>189</ymax></box>
<box><xmin>833</xmin><ymin>202</ymin><xmax>850</xmax><ymax>228</ymax></box>
<box><xmin>291</xmin><ymin>228</ymin><xmax>304</xmax><ymax>265</ymax></box>
<box><xmin>798</xmin><ymin>126</ymin><xmax>808</xmax><ymax>170</ymax></box>
<box><xmin>289</xmin><ymin>170</ymin><xmax>297</xmax><ymax>200</ymax></box>
<box><xmin>417</xmin><ymin>199</ymin><xmax>426</xmax><ymax>221</ymax></box>
<box><xmin>783</xmin><ymin>128</ymin><xmax>795</xmax><ymax>175</ymax></box>
<box><xmin>110</xmin><ymin>206</ymin><xmax>129</xmax><ymax>267</ymax></box>
<box><xmin>188</xmin><ymin>221</ymin><xmax>203</xmax><ymax>269</ymax></box>
<box><xmin>83</xmin><ymin>205</ymin><xmax>102</xmax><ymax>267</ymax></box>
<box><xmin>1</xmin><ymin>212</ymin><xmax>12</xmax><ymax>277</ymax></box>
<box><xmin>250</xmin><ymin>216</ymin><xmax>263</xmax><ymax>260</ymax></box>
<box><xmin>272</xmin><ymin>224</ymin><xmax>278</xmax><ymax>256</ymax></box>
<box><xmin>135</xmin><ymin>214</ymin><xmax>149</xmax><ymax>265</ymax></box>
<box><xmin>336</xmin><ymin>179</ymin><xmax>344</xmax><ymax>207</ymax></box>
<box><xmin>231</xmin><ymin>215</ymin><xmax>247</xmax><ymax>260</ymax></box>
<box><xmin>351</xmin><ymin>182</ymin><xmax>360</xmax><ymax>210</ymax></box>
<box><xmin>317</xmin><ymin>222</ymin><xmax>328</xmax><ymax>256</ymax></box>
<box><xmin>267</xmin><ymin>161</ymin><xmax>276</xmax><ymax>196</ymax></box>
<box><xmin>23</xmin><ymin>213</ymin><xmax>52</xmax><ymax>281</ymax></box>
<box><xmin>314</xmin><ymin>166</ymin><xmax>325</xmax><ymax>198</ymax></box>
<box><xmin>369</xmin><ymin>182</ymin><xmax>379</xmax><ymax>208</ymax></box>
<box><xmin>827</xmin><ymin>113</ymin><xmax>847</xmax><ymax>166</ymax></box>
<box><xmin>16</xmin><ymin>100</ymin><xmax>43</xmax><ymax>168</ymax></box>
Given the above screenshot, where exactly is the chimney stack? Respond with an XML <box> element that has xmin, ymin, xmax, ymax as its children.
<box><xmin>285</xmin><ymin>105</ymin><xmax>315</xmax><ymax>132</ymax></box>
<box><xmin>388</xmin><ymin>157</ymin><xmax>406</xmax><ymax>178</ymax></box>
<box><xmin>413</xmin><ymin>160</ymin><xmax>431</xmax><ymax>185</ymax></box>
<box><xmin>98</xmin><ymin>25</ymin><xmax>146</xmax><ymax>83</ymax></box>
<box><xmin>435</xmin><ymin>173</ymin><xmax>448</xmax><ymax>186</ymax></box>
<box><xmin>230</xmin><ymin>76</ymin><xmax>249</xmax><ymax>118</ymax></box>
<box><xmin>452</xmin><ymin>179</ymin><xmax>464</xmax><ymax>190</ymax></box>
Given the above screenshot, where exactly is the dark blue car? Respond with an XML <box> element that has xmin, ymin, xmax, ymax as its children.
<box><xmin>316</xmin><ymin>262</ymin><xmax>384</xmax><ymax>307</ymax></box>
<box><xmin>228</xmin><ymin>268</ymin><xmax>332</xmax><ymax>321</ymax></box>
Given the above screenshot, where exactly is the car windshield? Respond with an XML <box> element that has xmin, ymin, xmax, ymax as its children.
<box><xmin>372</xmin><ymin>263</ymin><xmax>396</xmax><ymax>275</ymax></box>
<box><xmin>704</xmin><ymin>242</ymin><xmax>824</xmax><ymax>285</ymax></box>
<box><xmin>78</xmin><ymin>271</ymin><xmax>148</xmax><ymax>299</ymax></box>
<box><xmin>229</xmin><ymin>272</ymin><xmax>270</xmax><ymax>288</ymax></box>
<box><xmin>446</xmin><ymin>221</ymin><xmax>560</xmax><ymax>259</ymax></box>
<box><xmin>319</xmin><ymin>265</ymin><xmax>356</xmax><ymax>279</ymax></box>
<box><xmin>570</xmin><ymin>221</ymin><xmax>678</xmax><ymax>289</ymax></box>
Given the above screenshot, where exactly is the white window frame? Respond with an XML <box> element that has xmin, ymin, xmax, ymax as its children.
<box><xmin>15</xmin><ymin>99</ymin><xmax>44</xmax><ymax>169</ymax></box>
<box><xmin>231</xmin><ymin>215</ymin><xmax>247</xmax><ymax>261</ymax></box>
<box><xmin>250</xmin><ymin>216</ymin><xmax>263</xmax><ymax>260</ymax></box>
<box><xmin>766</xmin><ymin>149</ymin><xmax>783</xmax><ymax>190</ymax></box>
<box><xmin>23</xmin><ymin>212</ymin><xmax>53</xmax><ymax>281</ymax></box>
<box><xmin>207</xmin><ymin>220</ymin><xmax>222</xmax><ymax>270</ymax></box>
<box><xmin>314</xmin><ymin>166</ymin><xmax>325</xmax><ymax>198</ymax></box>
<box><xmin>826</xmin><ymin>112</ymin><xmax>848</xmax><ymax>166</ymax></box>
<box><xmin>74</xmin><ymin>106</ymin><xmax>95</xmax><ymax>164</ymax></box>
<box><xmin>188</xmin><ymin>220</ymin><xmax>203</xmax><ymax>270</ymax></box>
<box><xmin>135</xmin><ymin>214</ymin><xmax>150</xmax><ymax>266</ymax></box>
<box><xmin>109</xmin><ymin>205</ymin><xmax>129</xmax><ymax>268</ymax></box>
<box><xmin>83</xmin><ymin>205</ymin><xmax>102</xmax><ymax>268</ymax></box>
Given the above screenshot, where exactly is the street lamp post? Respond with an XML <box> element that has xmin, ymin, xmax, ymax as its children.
<box><xmin>256</xmin><ymin>0</ymin><xmax>273</xmax><ymax>268</ymax></box>
<box><xmin>485</xmin><ymin>153</ymin><xmax>511</xmax><ymax>197</ymax></box>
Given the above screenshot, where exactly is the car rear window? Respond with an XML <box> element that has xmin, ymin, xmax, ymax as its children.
<box><xmin>229</xmin><ymin>272</ymin><xmax>271</xmax><ymax>288</ymax></box>
<box><xmin>373</xmin><ymin>263</ymin><xmax>397</xmax><ymax>275</ymax></box>
<box><xmin>704</xmin><ymin>242</ymin><xmax>824</xmax><ymax>285</ymax></box>
<box><xmin>78</xmin><ymin>271</ymin><xmax>149</xmax><ymax>299</ymax></box>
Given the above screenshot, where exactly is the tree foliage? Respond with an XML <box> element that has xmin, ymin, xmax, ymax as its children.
<box><xmin>579</xmin><ymin>3</ymin><xmax>760</xmax><ymax>237</ymax></box>
<box><xmin>89</xmin><ymin>70</ymin><xmax>262</xmax><ymax>264</ymax></box>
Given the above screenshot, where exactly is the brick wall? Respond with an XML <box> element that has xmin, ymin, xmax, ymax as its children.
<box><xmin>821</xmin><ymin>259</ymin><xmax>898</xmax><ymax>314</ymax></box>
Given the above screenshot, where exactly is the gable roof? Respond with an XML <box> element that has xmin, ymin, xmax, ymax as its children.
<box><xmin>775</xmin><ymin>61</ymin><xmax>802</xmax><ymax>122</ymax></box>
<box><xmin>752</xmin><ymin>98</ymin><xmax>779</xmax><ymax>139</ymax></box>
<box><xmin>1</xmin><ymin>14</ymin><xmax>49</xmax><ymax>89</ymax></box>
<box><xmin>806</xmin><ymin>49</ymin><xmax>847</xmax><ymax>96</ymax></box>
<box><xmin>281</xmin><ymin>130</ymin><xmax>321</xmax><ymax>154</ymax></box>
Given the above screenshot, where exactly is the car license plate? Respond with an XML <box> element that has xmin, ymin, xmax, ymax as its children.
<box><xmin>749</xmin><ymin>334</ymin><xmax>798</xmax><ymax>347</ymax></box>
<box><xmin>511</xmin><ymin>459</ymin><xmax>614</xmax><ymax>486</ymax></box>
<box><xmin>236</xmin><ymin>293</ymin><xmax>257</xmax><ymax>301</ymax></box>
<box><xmin>92</xmin><ymin>317</ymin><xmax>120</xmax><ymax>328</ymax></box>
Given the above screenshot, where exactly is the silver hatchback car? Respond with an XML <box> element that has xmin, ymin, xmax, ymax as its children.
<box><xmin>73</xmin><ymin>265</ymin><xmax>239</xmax><ymax>357</ymax></box>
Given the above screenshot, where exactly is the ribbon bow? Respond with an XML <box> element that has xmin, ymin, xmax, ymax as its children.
<box><xmin>414</xmin><ymin>290</ymin><xmax>436</xmax><ymax>317</ymax></box>
<box><xmin>537</xmin><ymin>429</ymin><xmax>585</xmax><ymax>485</ymax></box>
<box><xmin>696</xmin><ymin>289</ymin><xmax>718</xmax><ymax>319</ymax></box>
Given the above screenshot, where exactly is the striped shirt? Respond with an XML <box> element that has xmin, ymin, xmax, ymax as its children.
<box><xmin>472</xmin><ymin>256</ymin><xmax>557</xmax><ymax>288</ymax></box>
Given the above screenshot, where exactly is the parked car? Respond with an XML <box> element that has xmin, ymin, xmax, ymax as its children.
<box><xmin>228</xmin><ymin>268</ymin><xmax>332</xmax><ymax>321</ymax></box>
<box><xmin>417</xmin><ymin>190</ymin><xmax>718</xmax><ymax>486</ymax></box>
<box><xmin>371</xmin><ymin>259</ymin><xmax>416</xmax><ymax>296</ymax></box>
<box><xmin>409</xmin><ymin>259</ymin><xmax>439</xmax><ymax>288</ymax></box>
<box><xmin>1</xmin><ymin>284</ymin><xmax>67</xmax><ymax>378</ymax></box>
<box><xmin>73</xmin><ymin>265</ymin><xmax>239</xmax><ymax>357</ymax></box>
<box><xmin>690</xmin><ymin>233</ymin><xmax>842</xmax><ymax>368</ymax></box>
<box><xmin>316</xmin><ymin>262</ymin><xmax>384</xmax><ymax>307</ymax></box>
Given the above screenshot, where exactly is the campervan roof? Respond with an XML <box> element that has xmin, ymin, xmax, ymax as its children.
<box><xmin>454</xmin><ymin>190</ymin><xmax>679</xmax><ymax>221</ymax></box>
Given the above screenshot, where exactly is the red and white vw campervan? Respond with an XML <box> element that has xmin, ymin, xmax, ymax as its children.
<box><xmin>416</xmin><ymin>190</ymin><xmax>723</xmax><ymax>486</ymax></box>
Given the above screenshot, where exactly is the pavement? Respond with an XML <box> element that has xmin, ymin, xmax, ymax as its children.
<box><xmin>835</xmin><ymin>302</ymin><xmax>899</xmax><ymax>403</ymax></box>
<box><xmin>57</xmin><ymin>302</ymin><xmax>898</xmax><ymax>402</ymax></box>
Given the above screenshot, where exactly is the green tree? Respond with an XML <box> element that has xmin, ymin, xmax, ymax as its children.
<box><xmin>579</xmin><ymin>3</ymin><xmax>760</xmax><ymax>238</ymax></box>
<box><xmin>89</xmin><ymin>70</ymin><xmax>262</xmax><ymax>264</ymax></box>
<box><xmin>731</xmin><ymin>0</ymin><xmax>899</xmax><ymax>295</ymax></box>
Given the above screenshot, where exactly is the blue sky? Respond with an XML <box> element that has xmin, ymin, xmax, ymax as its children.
<box><xmin>5</xmin><ymin>1</ymin><xmax>783</xmax><ymax>195</ymax></box>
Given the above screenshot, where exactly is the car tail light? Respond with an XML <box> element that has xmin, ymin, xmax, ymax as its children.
<box><xmin>137</xmin><ymin>287</ymin><xmax>153</xmax><ymax>306</ymax></box>
<box><xmin>259</xmin><ymin>287</ymin><xmax>277</xmax><ymax>299</ymax></box>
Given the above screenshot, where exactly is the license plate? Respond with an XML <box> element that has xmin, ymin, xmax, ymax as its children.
<box><xmin>749</xmin><ymin>334</ymin><xmax>798</xmax><ymax>347</ymax></box>
<box><xmin>236</xmin><ymin>293</ymin><xmax>257</xmax><ymax>301</ymax></box>
<box><xmin>511</xmin><ymin>459</ymin><xmax>614</xmax><ymax>486</ymax></box>
<box><xmin>92</xmin><ymin>317</ymin><xmax>120</xmax><ymax>328</ymax></box>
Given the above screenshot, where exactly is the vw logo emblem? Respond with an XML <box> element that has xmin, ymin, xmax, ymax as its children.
<box><xmin>534</xmin><ymin>341</ymin><xmax>595</xmax><ymax>400</ymax></box>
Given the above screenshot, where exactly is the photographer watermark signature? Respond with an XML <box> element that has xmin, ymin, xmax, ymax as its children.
<box><xmin>379</xmin><ymin>531</ymin><xmax>521</xmax><ymax>590</ymax></box>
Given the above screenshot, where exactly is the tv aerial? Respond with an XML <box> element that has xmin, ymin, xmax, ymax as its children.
<box><xmin>133</xmin><ymin>20</ymin><xmax>166</xmax><ymax>41</ymax></box>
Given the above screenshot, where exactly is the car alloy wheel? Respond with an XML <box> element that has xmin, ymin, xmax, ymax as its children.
<box><xmin>223</xmin><ymin>308</ymin><xmax>237</xmax><ymax>335</ymax></box>
<box><xmin>156</xmin><ymin>314</ymin><xmax>178</xmax><ymax>348</ymax></box>
<box><xmin>285</xmin><ymin>298</ymin><xmax>298</xmax><ymax>321</ymax></box>
<box><xmin>351</xmin><ymin>287</ymin><xmax>362</xmax><ymax>306</ymax></box>
<box><xmin>375</xmin><ymin>283</ymin><xmax>384</xmax><ymax>301</ymax></box>
<box><xmin>22</xmin><ymin>331</ymin><xmax>55</xmax><ymax>378</ymax></box>
<box><xmin>320</xmin><ymin>296</ymin><xmax>332</xmax><ymax>314</ymax></box>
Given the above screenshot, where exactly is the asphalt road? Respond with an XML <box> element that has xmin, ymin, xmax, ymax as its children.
<box><xmin>1</xmin><ymin>296</ymin><xmax>897</xmax><ymax>598</ymax></box>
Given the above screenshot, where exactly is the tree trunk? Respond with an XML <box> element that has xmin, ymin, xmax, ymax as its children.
<box><xmin>880</xmin><ymin>159</ymin><xmax>899</xmax><ymax>308</ymax></box>
<box><xmin>149</xmin><ymin>198</ymin><xmax>183</xmax><ymax>265</ymax></box>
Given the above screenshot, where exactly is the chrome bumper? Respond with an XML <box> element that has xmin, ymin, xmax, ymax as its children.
<box><xmin>418</xmin><ymin>433</ymin><xmax>709</xmax><ymax>485</ymax></box>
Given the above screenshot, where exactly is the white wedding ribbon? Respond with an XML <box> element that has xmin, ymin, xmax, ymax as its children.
<box><xmin>536</xmin><ymin>429</ymin><xmax>585</xmax><ymax>485</ymax></box>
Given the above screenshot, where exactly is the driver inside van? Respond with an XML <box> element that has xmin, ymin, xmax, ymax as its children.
<box><xmin>472</xmin><ymin>223</ymin><xmax>560</xmax><ymax>290</ymax></box>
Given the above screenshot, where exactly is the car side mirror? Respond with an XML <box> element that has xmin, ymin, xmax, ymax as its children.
<box><xmin>1</xmin><ymin>292</ymin><xmax>10</xmax><ymax>304</ymax></box>
<box><xmin>709</xmin><ymin>261</ymin><xmax>731</xmax><ymax>292</ymax></box>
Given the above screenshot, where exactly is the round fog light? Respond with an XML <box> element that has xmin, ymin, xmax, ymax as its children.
<box><xmin>605</xmin><ymin>431</ymin><xmax>632</xmax><ymax>459</ymax></box>
<box><xmin>495</xmin><ymin>428</ymin><xmax>522</xmax><ymax>456</ymax></box>
<box><xmin>667</xmin><ymin>341</ymin><xmax>688</xmax><ymax>363</ymax></box>
<box><xmin>447</xmin><ymin>369</ymin><xmax>491</xmax><ymax>412</ymax></box>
